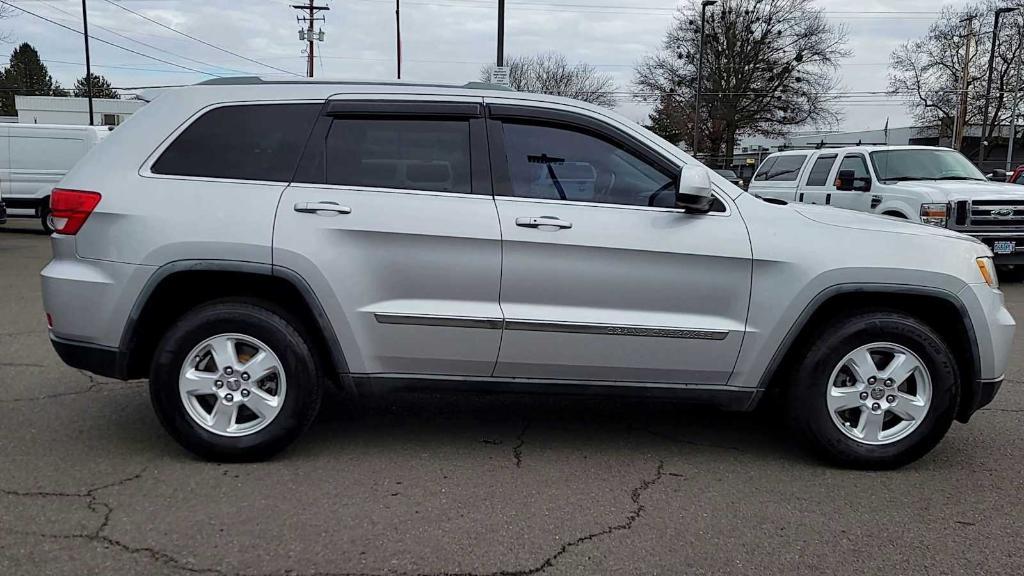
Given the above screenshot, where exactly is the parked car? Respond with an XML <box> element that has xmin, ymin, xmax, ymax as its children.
<box><xmin>42</xmin><ymin>78</ymin><xmax>1014</xmax><ymax>468</ymax></box>
<box><xmin>0</xmin><ymin>196</ymin><xmax>6</xmax><ymax>225</ymax></box>
<box><xmin>713</xmin><ymin>168</ymin><xmax>745</xmax><ymax>189</ymax></box>
<box><xmin>1009</xmin><ymin>165</ymin><xmax>1024</xmax><ymax>185</ymax></box>
<box><xmin>748</xmin><ymin>146</ymin><xmax>1024</xmax><ymax>264</ymax></box>
<box><xmin>0</xmin><ymin>123</ymin><xmax>111</xmax><ymax>232</ymax></box>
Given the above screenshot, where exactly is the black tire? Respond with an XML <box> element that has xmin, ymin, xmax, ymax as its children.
<box><xmin>788</xmin><ymin>310</ymin><xmax>959</xmax><ymax>470</ymax></box>
<box><xmin>150</xmin><ymin>300</ymin><xmax>323</xmax><ymax>462</ymax></box>
<box><xmin>39</xmin><ymin>203</ymin><xmax>53</xmax><ymax>234</ymax></box>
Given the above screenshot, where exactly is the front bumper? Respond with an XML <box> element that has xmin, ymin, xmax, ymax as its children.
<box><xmin>960</xmin><ymin>376</ymin><xmax>1003</xmax><ymax>422</ymax></box>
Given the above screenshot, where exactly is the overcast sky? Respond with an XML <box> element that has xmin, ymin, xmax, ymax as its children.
<box><xmin>4</xmin><ymin>0</ymin><xmax>973</xmax><ymax>134</ymax></box>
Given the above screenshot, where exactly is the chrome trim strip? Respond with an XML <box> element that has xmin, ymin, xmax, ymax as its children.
<box><xmin>373</xmin><ymin>313</ymin><xmax>503</xmax><ymax>329</ymax></box>
<box><xmin>373</xmin><ymin>313</ymin><xmax>729</xmax><ymax>340</ymax></box>
<box><xmin>504</xmin><ymin>320</ymin><xmax>729</xmax><ymax>340</ymax></box>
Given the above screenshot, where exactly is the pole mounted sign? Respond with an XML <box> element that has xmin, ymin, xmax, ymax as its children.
<box><xmin>490</xmin><ymin>67</ymin><xmax>511</xmax><ymax>87</ymax></box>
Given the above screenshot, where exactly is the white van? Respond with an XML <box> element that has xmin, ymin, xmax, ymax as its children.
<box><xmin>0</xmin><ymin>124</ymin><xmax>110</xmax><ymax>232</ymax></box>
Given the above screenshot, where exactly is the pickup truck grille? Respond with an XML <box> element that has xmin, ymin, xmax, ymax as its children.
<box><xmin>968</xmin><ymin>200</ymin><xmax>1024</xmax><ymax>227</ymax></box>
<box><xmin>950</xmin><ymin>200</ymin><xmax>1024</xmax><ymax>229</ymax></box>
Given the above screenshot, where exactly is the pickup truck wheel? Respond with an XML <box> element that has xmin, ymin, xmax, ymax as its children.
<box><xmin>789</xmin><ymin>311</ymin><xmax>959</xmax><ymax>469</ymax></box>
<box><xmin>149</xmin><ymin>301</ymin><xmax>322</xmax><ymax>462</ymax></box>
<box><xmin>39</xmin><ymin>204</ymin><xmax>54</xmax><ymax>234</ymax></box>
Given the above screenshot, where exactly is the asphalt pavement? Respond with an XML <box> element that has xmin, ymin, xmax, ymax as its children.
<box><xmin>2</xmin><ymin>219</ymin><xmax>1023</xmax><ymax>575</ymax></box>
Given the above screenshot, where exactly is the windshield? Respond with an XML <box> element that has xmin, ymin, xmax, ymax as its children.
<box><xmin>870</xmin><ymin>149</ymin><xmax>986</xmax><ymax>182</ymax></box>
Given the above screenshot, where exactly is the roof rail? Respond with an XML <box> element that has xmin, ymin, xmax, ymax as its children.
<box><xmin>194</xmin><ymin>76</ymin><xmax>516</xmax><ymax>91</ymax></box>
<box><xmin>780</xmin><ymin>140</ymin><xmax>889</xmax><ymax>150</ymax></box>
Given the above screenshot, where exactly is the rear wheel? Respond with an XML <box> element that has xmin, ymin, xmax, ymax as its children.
<box><xmin>789</xmin><ymin>311</ymin><xmax>959</xmax><ymax>469</ymax></box>
<box><xmin>150</xmin><ymin>301</ymin><xmax>322</xmax><ymax>461</ymax></box>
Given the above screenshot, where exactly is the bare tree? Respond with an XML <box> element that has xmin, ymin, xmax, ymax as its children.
<box><xmin>888</xmin><ymin>0</ymin><xmax>1024</xmax><ymax>160</ymax></box>
<box><xmin>634</xmin><ymin>0</ymin><xmax>849</xmax><ymax>166</ymax></box>
<box><xmin>481</xmin><ymin>52</ymin><xmax>617</xmax><ymax>107</ymax></box>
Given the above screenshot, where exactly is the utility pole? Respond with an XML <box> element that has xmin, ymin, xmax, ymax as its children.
<box><xmin>954</xmin><ymin>15</ymin><xmax>976</xmax><ymax>151</ymax></box>
<box><xmin>293</xmin><ymin>1</ymin><xmax>329</xmax><ymax>78</ymax></box>
<box><xmin>396</xmin><ymin>0</ymin><xmax>401</xmax><ymax>79</ymax></box>
<box><xmin>81</xmin><ymin>0</ymin><xmax>94</xmax><ymax>126</ymax></box>
<box><xmin>497</xmin><ymin>0</ymin><xmax>505</xmax><ymax>67</ymax></box>
<box><xmin>693</xmin><ymin>0</ymin><xmax>718</xmax><ymax>160</ymax></box>
<box><xmin>1008</xmin><ymin>11</ymin><xmax>1023</xmax><ymax>171</ymax></box>
<box><xmin>980</xmin><ymin>7</ymin><xmax>1019</xmax><ymax>165</ymax></box>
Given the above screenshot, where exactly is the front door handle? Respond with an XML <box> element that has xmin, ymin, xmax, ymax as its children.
<box><xmin>294</xmin><ymin>201</ymin><xmax>352</xmax><ymax>215</ymax></box>
<box><xmin>515</xmin><ymin>216</ymin><xmax>573</xmax><ymax>230</ymax></box>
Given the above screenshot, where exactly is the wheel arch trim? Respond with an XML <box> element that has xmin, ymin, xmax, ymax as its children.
<box><xmin>117</xmin><ymin>260</ymin><xmax>350</xmax><ymax>379</ymax></box>
<box><xmin>751</xmin><ymin>283</ymin><xmax>981</xmax><ymax>403</ymax></box>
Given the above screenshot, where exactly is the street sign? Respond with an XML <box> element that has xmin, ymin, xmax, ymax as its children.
<box><xmin>490</xmin><ymin>66</ymin><xmax>510</xmax><ymax>87</ymax></box>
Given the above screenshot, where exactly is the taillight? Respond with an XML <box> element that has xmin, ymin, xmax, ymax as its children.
<box><xmin>50</xmin><ymin>189</ymin><xmax>101</xmax><ymax>235</ymax></box>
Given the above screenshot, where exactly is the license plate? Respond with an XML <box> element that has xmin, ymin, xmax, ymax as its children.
<box><xmin>993</xmin><ymin>240</ymin><xmax>1017</xmax><ymax>255</ymax></box>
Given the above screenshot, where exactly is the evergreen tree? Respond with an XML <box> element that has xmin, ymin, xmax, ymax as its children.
<box><xmin>73</xmin><ymin>73</ymin><xmax>119</xmax><ymax>99</ymax></box>
<box><xmin>0</xmin><ymin>43</ymin><xmax>66</xmax><ymax>115</ymax></box>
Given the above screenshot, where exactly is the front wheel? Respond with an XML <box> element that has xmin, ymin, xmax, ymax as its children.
<box><xmin>150</xmin><ymin>301</ymin><xmax>323</xmax><ymax>461</ymax></box>
<box><xmin>789</xmin><ymin>311</ymin><xmax>959</xmax><ymax>469</ymax></box>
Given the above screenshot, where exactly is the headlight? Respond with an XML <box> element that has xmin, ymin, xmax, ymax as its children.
<box><xmin>921</xmin><ymin>203</ymin><xmax>949</xmax><ymax>227</ymax></box>
<box><xmin>976</xmin><ymin>256</ymin><xmax>999</xmax><ymax>288</ymax></box>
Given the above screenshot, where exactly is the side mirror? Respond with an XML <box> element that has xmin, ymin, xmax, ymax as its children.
<box><xmin>676</xmin><ymin>165</ymin><xmax>715</xmax><ymax>213</ymax></box>
<box><xmin>835</xmin><ymin>169</ymin><xmax>856</xmax><ymax>192</ymax></box>
<box><xmin>991</xmin><ymin>169</ymin><xmax>1008</xmax><ymax>182</ymax></box>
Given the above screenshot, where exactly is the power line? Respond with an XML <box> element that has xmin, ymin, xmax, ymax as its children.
<box><xmin>97</xmin><ymin>0</ymin><xmax>303</xmax><ymax>77</ymax></box>
<box><xmin>34</xmin><ymin>0</ymin><xmax>248</xmax><ymax>76</ymax></box>
<box><xmin>1</xmin><ymin>1</ymin><xmax>219</xmax><ymax>76</ymax></box>
<box><xmin>43</xmin><ymin>58</ymin><xmax>205</xmax><ymax>74</ymax></box>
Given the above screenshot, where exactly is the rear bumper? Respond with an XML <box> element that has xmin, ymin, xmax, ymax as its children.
<box><xmin>50</xmin><ymin>335</ymin><xmax>124</xmax><ymax>380</ymax></box>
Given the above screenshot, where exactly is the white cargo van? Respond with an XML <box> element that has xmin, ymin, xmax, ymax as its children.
<box><xmin>0</xmin><ymin>124</ymin><xmax>111</xmax><ymax>232</ymax></box>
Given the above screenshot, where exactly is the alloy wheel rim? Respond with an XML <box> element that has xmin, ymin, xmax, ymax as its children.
<box><xmin>178</xmin><ymin>333</ymin><xmax>287</xmax><ymax>437</ymax></box>
<box><xmin>826</xmin><ymin>342</ymin><xmax>932</xmax><ymax>445</ymax></box>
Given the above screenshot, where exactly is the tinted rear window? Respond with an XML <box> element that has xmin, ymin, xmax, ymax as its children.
<box><xmin>753</xmin><ymin>157</ymin><xmax>777</xmax><ymax>181</ymax></box>
<box><xmin>805</xmin><ymin>154</ymin><xmax>837</xmax><ymax>186</ymax></box>
<box><xmin>152</xmin><ymin>104</ymin><xmax>319</xmax><ymax>182</ymax></box>
<box><xmin>764</xmin><ymin>155</ymin><xmax>807</xmax><ymax>181</ymax></box>
<box><xmin>324</xmin><ymin>119</ymin><xmax>471</xmax><ymax>194</ymax></box>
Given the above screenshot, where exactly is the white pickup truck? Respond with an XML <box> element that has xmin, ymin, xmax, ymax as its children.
<box><xmin>748</xmin><ymin>145</ymin><xmax>1024</xmax><ymax>264</ymax></box>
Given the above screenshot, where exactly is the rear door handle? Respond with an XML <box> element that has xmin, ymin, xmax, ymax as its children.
<box><xmin>515</xmin><ymin>216</ymin><xmax>572</xmax><ymax>229</ymax></box>
<box><xmin>293</xmin><ymin>201</ymin><xmax>351</xmax><ymax>215</ymax></box>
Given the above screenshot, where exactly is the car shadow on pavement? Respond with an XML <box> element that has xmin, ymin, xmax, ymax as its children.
<box><xmin>0</xmin><ymin>224</ymin><xmax>49</xmax><ymax>236</ymax></box>
<box><xmin>302</xmin><ymin>390</ymin><xmax>812</xmax><ymax>466</ymax></box>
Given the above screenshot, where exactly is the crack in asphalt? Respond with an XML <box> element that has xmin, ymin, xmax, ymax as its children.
<box><xmin>1</xmin><ymin>461</ymin><xmax>668</xmax><ymax>576</ymax></box>
<box><xmin>1</xmin><ymin>468</ymin><xmax>225</xmax><ymax>575</ymax></box>
<box><xmin>511</xmin><ymin>420</ymin><xmax>530</xmax><ymax>469</ymax></box>
<box><xmin>0</xmin><ymin>370</ymin><xmax>144</xmax><ymax>404</ymax></box>
<box><xmin>0</xmin><ymin>379</ymin><xmax>144</xmax><ymax>404</ymax></box>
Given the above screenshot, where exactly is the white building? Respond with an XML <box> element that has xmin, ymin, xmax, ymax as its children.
<box><xmin>14</xmin><ymin>95</ymin><xmax>145</xmax><ymax>126</ymax></box>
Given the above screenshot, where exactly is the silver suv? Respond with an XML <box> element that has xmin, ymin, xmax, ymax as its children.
<box><xmin>41</xmin><ymin>78</ymin><xmax>1015</xmax><ymax>468</ymax></box>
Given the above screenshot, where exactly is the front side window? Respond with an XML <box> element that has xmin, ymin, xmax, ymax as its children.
<box><xmin>152</xmin><ymin>103</ymin><xmax>319</xmax><ymax>182</ymax></box>
<box><xmin>838</xmin><ymin>154</ymin><xmax>871</xmax><ymax>181</ymax></box>
<box><xmin>325</xmin><ymin>119</ymin><xmax>471</xmax><ymax>194</ymax></box>
<box><xmin>501</xmin><ymin>122</ymin><xmax>675</xmax><ymax>207</ymax></box>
